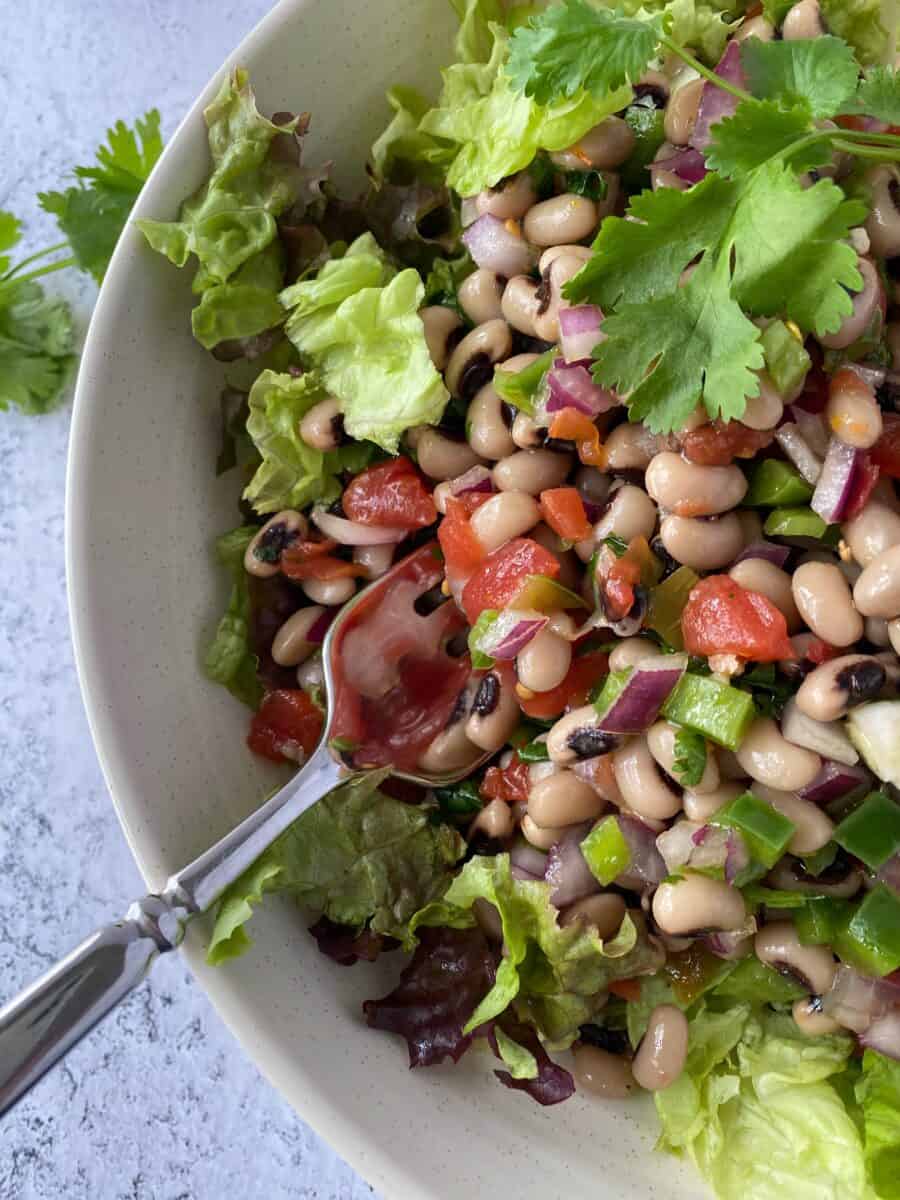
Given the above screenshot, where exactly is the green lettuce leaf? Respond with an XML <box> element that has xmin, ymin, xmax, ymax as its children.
<box><xmin>281</xmin><ymin>233</ymin><xmax>449</xmax><ymax>452</ymax></box>
<box><xmin>204</xmin><ymin>526</ymin><xmax>264</xmax><ymax>709</ymax></box>
<box><xmin>420</xmin><ymin>22</ymin><xmax>632</xmax><ymax>196</ymax></box>
<box><xmin>494</xmin><ymin>1026</ymin><xmax>540</xmax><ymax>1079</ymax></box>
<box><xmin>412</xmin><ymin>853</ymin><xmax>660</xmax><ymax>1042</ymax></box>
<box><xmin>821</xmin><ymin>0</ymin><xmax>892</xmax><ymax>66</ymax></box>
<box><xmin>208</xmin><ymin>770</ymin><xmax>466</xmax><ymax>963</ymax></box>
<box><xmin>369</xmin><ymin>86</ymin><xmax>455</xmax><ymax>185</ymax></box>
<box><xmin>856</xmin><ymin>1049</ymin><xmax>900</xmax><ymax>1198</ymax></box>
<box><xmin>242</xmin><ymin>367</ymin><xmax>379</xmax><ymax>514</ymax></box>
<box><xmin>656</xmin><ymin>1007</ymin><xmax>866</xmax><ymax>1200</ymax></box>
<box><xmin>191</xmin><ymin>240</ymin><xmax>286</xmax><ymax>350</ymax></box>
<box><xmin>137</xmin><ymin>69</ymin><xmax>304</xmax><ymax>284</ymax></box>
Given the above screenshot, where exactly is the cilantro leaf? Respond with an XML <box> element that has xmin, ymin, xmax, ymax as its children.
<box><xmin>39</xmin><ymin>110</ymin><xmax>163</xmax><ymax>282</ymax></box>
<box><xmin>739</xmin><ymin>36</ymin><xmax>860</xmax><ymax>119</ymax></box>
<box><xmin>841</xmin><ymin>67</ymin><xmax>900</xmax><ymax>124</ymax></box>
<box><xmin>673</xmin><ymin>728</ymin><xmax>707</xmax><ymax>788</ymax></box>
<box><xmin>705</xmin><ymin>99</ymin><xmax>827</xmax><ymax>177</ymax></box>
<box><xmin>565</xmin><ymin>174</ymin><xmax>737</xmax><ymax>310</ymax></box>
<box><xmin>0</xmin><ymin>212</ymin><xmax>76</xmax><ymax>415</ymax></box>
<box><xmin>506</xmin><ymin>0</ymin><xmax>662</xmax><ymax>105</ymax></box>
<box><xmin>594</xmin><ymin>255</ymin><xmax>764</xmax><ymax>434</ymax></box>
<box><xmin>729</xmin><ymin>162</ymin><xmax>866</xmax><ymax>337</ymax></box>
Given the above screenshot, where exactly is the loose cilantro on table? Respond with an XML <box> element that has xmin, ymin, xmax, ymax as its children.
<box><xmin>506</xmin><ymin>2</ymin><xmax>900</xmax><ymax>436</ymax></box>
<box><xmin>2</xmin><ymin>111</ymin><xmax>161</xmax><ymax>415</ymax></box>
<box><xmin>39</xmin><ymin>111</ymin><xmax>163</xmax><ymax>283</ymax></box>
<box><xmin>672</xmin><ymin>727</ymin><xmax>707</xmax><ymax>788</ymax></box>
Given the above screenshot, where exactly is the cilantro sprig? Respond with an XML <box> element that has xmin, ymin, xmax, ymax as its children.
<box><xmin>2</xmin><ymin>111</ymin><xmax>162</xmax><ymax>415</ymax></box>
<box><xmin>506</xmin><ymin>3</ymin><xmax>900</xmax><ymax>434</ymax></box>
<box><xmin>672</xmin><ymin>728</ymin><xmax>707</xmax><ymax>788</ymax></box>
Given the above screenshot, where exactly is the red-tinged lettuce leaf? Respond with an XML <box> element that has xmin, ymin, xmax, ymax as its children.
<box><xmin>363</xmin><ymin>926</ymin><xmax>497</xmax><ymax>1066</ymax></box>
<box><xmin>490</xmin><ymin>1019</ymin><xmax>576</xmax><ymax>1107</ymax></box>
<box><xmin>308</xmin><ymin>916</ymin><xmax>399</xmax><ymax>967</ymax></box>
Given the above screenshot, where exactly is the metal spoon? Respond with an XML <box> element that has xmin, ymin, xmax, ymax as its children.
<box><xmin>0</xmin><ymin>543</ymin><xmax>485</xmax><ymax>1116</ymax></box>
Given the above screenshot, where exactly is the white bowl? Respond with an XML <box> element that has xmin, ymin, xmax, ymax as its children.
<box><xmin>66</xmin><ymin>1</ymin><xmax>703</xmax><ymax>1195</ymax></box>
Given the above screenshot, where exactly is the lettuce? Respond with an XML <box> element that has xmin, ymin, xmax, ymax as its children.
<box><xmin>204</xmin><ymin>526</ymin><xmax>264</xmax><ymax>709</ymax></box>
<box><xmin>656</xmin><ymin>1007</ymin><xmax>869</xmax><ymax>1200</ymax></box>
<box><xmin>190</xmin><ymin>240</ymin><xmax>286</xmax><ymax>350</ymax></box>
<box><xmin>369</xmin><ymin>86</ymin><xmax>455</xmax><ymax>185</ymax></box>
<box><xmin>856</xmin><ymin>1050</ymin><xmax>900</xmax><ymax>1198</ymax></box>
<box><xmin>208</xmin><ymin>771</ymin><xmax>466</xmax><ymax>964</ymax></box>
<box><xmin>281</xmin><ymin>234</ymin><xmax>449</xmax><ymax>452</ymax></box>
<box><xmin>138</xmin><ymin>69</ymin><xmax>304</xmax><ymax>284</ymax></box>
<box><xmin>420</xmin><ymin>23</ymin><xmax>632</xmax><ymax>196</ymax></box>
<box><xmin>412</xmin><ymin>853</ymin><xmax>661</xmax><ymax>1042</ymax></box>
<box><xmin>821</xmin><ymin>0</ymin><xmax>893</xmax><ymax>66</ymax></box>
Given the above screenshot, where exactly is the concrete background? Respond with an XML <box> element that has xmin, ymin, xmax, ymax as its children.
<box><xmin>1</xmin><ymin>3</ymin><xmax>375</xmax><ymax>1196</ymax></box>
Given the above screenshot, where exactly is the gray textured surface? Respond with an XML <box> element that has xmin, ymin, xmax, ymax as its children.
<box><xmin>1</xmin><ymin>3</ymin><xmax>375</xmax><ymax>1197</ymax></box>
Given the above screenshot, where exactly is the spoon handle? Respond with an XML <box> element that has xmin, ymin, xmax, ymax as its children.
<box><xmin>0</xmin><ymin>742</ymin><xmax>346</xmax><ymax>1117</ymax></box>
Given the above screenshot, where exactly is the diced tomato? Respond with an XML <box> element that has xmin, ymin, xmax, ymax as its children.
<box><xmin>247</xmin><ymin>689</ymin><xmax>324</xmax><ymax>763</ymax></box>
<box><xmin>834</xmin><ymin>114</ymin><xmax>871</xmax><ymax>132</ymax></box>
<box><xmin>281</xmin><ymin>551</ymin><xmax>367</xmax><ymax>581</ymax></box>
<box><xmin>681</xmin><ymin>575</ymin><xmax>796</xmax><ymax>663</ymax></box>
<box><xmin>843</xmin><ymin>454</ymin><xmax>880</xmax><ymax>521</ymax></box>
<box><xmin>438</xmin><ymin>496</ymin><xmax>486</xmax><ymax>580</ymax></box>
<box><xmin>794</xmin><ymin>361</ymin><xmax>829</xmax><ymax>414</ymax></box>
<box><xmin>481</xmin><ymin>753</ymin><xmax>531</xmax><ymax>803</ymax></box>
<box><xmin>608</xmin><ymin>979</ymin><xmax>641</xmax><ymax>1002</ymax></box>
<box><xmin>872</xmin><ymin>413</ymin><xmax>900</xmax><ymax>480</ymax></box>
<box><xmin>806</xmin><ymin>637</ymin><xmax>840</xmax><ymax>665</ymax></box>
<box><xmin>549</xmin><ymin>408</ymin><xmax>606</xmax><ymax>467</ymax></box>
<box><xmin>681</xmin><ymin>421</ymin><xmax>774</xmax><ymax>466</ymax></box>
<box><xmin>461</xmin><ymin>537</ymin><xmax>560</xmax><ymax>623</ymax></box>
<box><xmin>342</xmin><ymin>455</ymin><xmax>437</xmax><ymax>529</ymax></box>
<box><xmin>572</xmin><ymin>752</ymin><xmax>621</xmax><ymax>805</ymax></box>
<box><xmin>539</xmin><ymin>487</ymin><xmax>593</xmax><ymax>542</ymax></box>
<box><xmin>517</xmin><ymin>649</ymin><xmax>609</xmax><ymax>719</ymax></box>
<box><xmin>594</xmin><ymin>536</ymin><xmax>658</xmax><ymax>623</ymax></box>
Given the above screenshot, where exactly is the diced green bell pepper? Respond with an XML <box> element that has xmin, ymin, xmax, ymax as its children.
<box><xmin>833</xmin><ymin>790</ymin><xmax>900</xmax><ymax>871</ymax></box>
<box><xmin>516</xmin><ymin>740</ymin><xmax>550</xmax><ymax>763</ymax></box>
<box><xmin>834</xmin><ymin>884</ymin><xmax>900</xmax><ymax>977</ymax></box>
<box><xmin>492</xmin><ymin>349</ymin><xmax>554</xmax><ymax>415</ymax></box>
<box><xmin>512</xmin><ymin>574</ymin><xmax>586</xmax><ymax>612</ymax></box>
<box><xmin>581</xmin><ymin>816</ymin><xmax>631</xmax><ymax>886</ymax></box>
<box><xmin>745</xmin><ymin>460</ymin><xmax>813</xmax><ymax>507</ymax></box>
<box><xmin>646</xmin><ymin>566</ymin><xmax>699</xmax><ymax>651</ymax></box>
<box><xmin>763</xmin><ymin>506</ymin><xmax>839</xmax><ymax>542</ymax></box>
<box><xmin>795</xmin><ymin>897</ymin><xmax>854</xmax><ymax>946</ymax></box>
<box><xmin>713</xmin><ymin>791</ymin><xmax>796</xmax><ymax>870</ymax></box>
<box><xmin>743</xmin><ymin>885</ymin><xmax>810</xmax><ymax>909</ymax></box>
<box><xmin>760</xmin><ymin>320</ymin><xmax>812</xmax><ymax>400</ymax></box>
<box><xmin>467</xmin><ymin>609</ymin><xmax>499</xmax><ymax>669</ymax></box>
<box><xmin>661</xmin><ymin>673</ymin><xmax>756</xmax><ymax>750</ymax></box>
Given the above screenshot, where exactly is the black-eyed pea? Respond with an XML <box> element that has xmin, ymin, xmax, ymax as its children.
<box><xmin>755</xmin><ymin>921</ymin><xmax>836</xmax><ymax>995</ymax></box>
<box><xmin>469</xmin><ymin>491</ymin><xmax>541</xmax><ymax>553</ymax></box>
<box><xmin>645</xmin><ymin>452</ymin><xmax>747</xmax><ymax>516</ymax></box>
<box><xmin>271</xmin><ymin>605</ymin><xmax>328</xmax><ymax>667</ymax></box>
<box><xmin>652</xmin><ymin>875</ymin><xmax>747</xmax><ymax>935</ymax></box>
<box><xmin>245</xmin><ymin>510</ymin><xmax>307</xmax><ymax>578</ymax></box>
<box><xmin>661</xmin><ymin>513</ymin><xmax>744</xmax><ymax>571</ymax></box>
<box><xmin>742</xmin><ymin>373</ymin><xmax>784</xmax><ymax>430</ymax></box>
<box><xmin>560</xmin><ymin>893</ymin><xmax>627</xmax><ymax>937</ymax></box>
<box><xmin>521</xmin><ymin>813</ymin><xmax>570</xmax><ymax>850</ymax></box>
<box><xmin>795</xmin><ymin>653</ymin><xmax>887</xmax><ymax>721</ymax></box>
<box><xmin>608</xmin><ymin>637</ymin><xmax>663</xmax><ymax>673</ymax></box>
<box><xmin>493</xmin><ymin>448</ymin><xmax>573</xmax><ymax>494</ymax></box>
<box><xmin>501</xmin><ymin>276</ymin><xmax>542</xmax><ymax>337</ymax></box>
<box><xmin>612</xmin><ymin>739</ymin><xmax>683</xmax><ymax>820</ymax></box>
<box><xmin>663</xmin><ymin>78</ymin><xmax>704</xmax><ymax>146</ymax></box>
<box><xmin>550</xmin><ymin>117</ymin><xmax>636</xmax><ymax>171</ymax></box>
<box><xmin>474</xmin><ymin>171</ymin><xmax>537</xmax><ymax>221</ymax></box>
<box><xmin>826</xmin><ymin>369</ymin><xmax>883</xmax><ymax>450</ymax></box>
<box><xmin>419</xmin><ymin>305</ymin><xmax>463</xmax><ymax>372</ymax></box>
<box><xmin>782</xmin><ymin>0</ymin><xmax>825</xmax><ymax>39</ymax></box>
<box><xmin>792</xmin><ymin>997</ymin><xmax>841</xmax><ymax>1037</ymax></box>
<box><xmin>466</xmin><ymin>671</ymin><xmax>520</xmax><ymax>752</ymax></box>
<box><xmin>792</xmin><ymin>561</ymin><xmax>863</xmax><ymax>646</ymax></box>
<box><xmin>632</xmin><ymin>1005</ymin><xmax>689</xmax><ymax>1092</ymax></box>
<box><xmin>538</xmin><ymin>244</ymin><xmax>592</xmax><ymax>274</ymax></box>
<box><xmin>516</xmin><ymin>628</ymin><xmax>572</xmax><ymax>693</ymax></box>
<box><xmin>467</xmin><ymin>383</ymin><xmax>516</xmax><ymax>460</ymax></box>
<box><xmin>458</xmin><ymin>268</ymin><xmax>505</xmax><ymax>325</ymax></box>
<box><xmin>683</xmin><ymin>780</ymin><xmax>743</xmax><ymax>823</ymax></box>
<box><xmin>528</xmin><ymin>770</ymin><xmax>607</xmax><ymax>827</ymax></box>
<box><xmin>853</xmin><ymin>544</ymin><xmax>900</xmax><ymax>619</ymax></box>
<box><xmin>864</xmin><ymin>165</ymin><xmax>900</xmax><ymax>260</ymax></box>
<box><xmin>571</xmin><ymin>1045</ymin><xmax>636</xmax><ymax>1099</ymax></box>
<box><xmin>445</xmin><ymin>319</ymin><xmax>513</xmax><ymax>400</ymax></box>
<box><xmin>820</xmin><ymin>259</ymin><xmax>884</xmax><ymax>352</ymax></box>
<box><xmin>734</xmin><ymin>717</ymin><xmax>821</xmax><ymax>791</ymax></box>
<box><xmin>523</xmin><ymin>194</ymin><xmax>598</xmax><ymax>248</ymax></box>
<box><xmin>299</xmin><ymin>397</ymin><xmax>344</xmax><ymax>450</ymax></box>
<box><xmin>469</xmin><ymin>798</ymin><xmax>515</xmax><ymax>840</ymax></box>
<box><xmin>842</xmin><ymin>489</ymin><xmax>900</xmax><ymax>567</ymax></box>
<box><xmin>646</xmin><ymin>721</ymin><xmax>720</xmax><ymax>794</ymax></box>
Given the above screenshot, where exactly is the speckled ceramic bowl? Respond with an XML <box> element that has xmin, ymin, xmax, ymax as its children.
<box><xmin>66</xmin><ymin>1</ymin><xmax>702</xmax><ymax>1196</ymax></box>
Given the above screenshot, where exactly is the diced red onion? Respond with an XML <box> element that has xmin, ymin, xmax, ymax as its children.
<box><xmin>312</xmin><ymin>508</ymin><xmax>408</xmax><ymax>545</ymax></box>
<box><xmin>822</xmin><ymin>965</ymin><xmax>896</xmax><ymax>1032</ymax></box>
<box><xmin>703</xmin><ymin>916</ymin><xmax>757</xmax><ymax>960</ymax></box>
<box><xmin>811</xmin><ymin>437</ymin><xmax>865</xmax><ymax>524</ymax></box>
<box><xmin>877</xmin><ymin>853</ymin><xmax>900</xmax><ymax>894</ymax></box>
<box><xmin>597</xmin><ymin>657</ymin><xmax>686</xmax><ymax>734</ymax></box>
<box><xmin>510</xmin><ymin>842</ymin><xmax>548</xmax><ymax>880</ymax></box>
<box><xmin>798</xmin><ymin>759</ymin><xmax>870</xmax><ymax>805</ymax></box>
<box><xmin>306</xmin><ymin>606</ymin><xmax>338</xmax><ymax>644</ymax></box>
<box><xmin>477</xmin><ymin>608</ymin><xmax>548</xmax><ymax>661</ymax></box>
<box><xmin>860</xmin><ymin>1011</ymin><xmax>900</xmax><ymax>1061</ymax></box>
<box><xmin>725</xmin><ymin>831</ymin><xmax>750</xmax><ymax>885</ymax></box>
<box><xmin>546</xmin><ymin>361</ymin><xmax>618</xmax><ymax>417</ymax></box>
<box><xmin>559</xmin><ymin>305</ymin><xmax>604</xmax><ymax>364</ymax></box>
<box><xmin>787</xmin><ymin>405</ymin><xmax>830</xmax><ymax>458</ymax></box>
<box><xmin>782</xmin><ymin>699</ymin><xmax>861</xmax><ymax>767</ymax></box>
<box><xmin>616</xmin><ymin>815</ymin><xmax>667</xmax><ymax>892</ymax></box>
<box><xmin>690</xmin><ymin>41</ymin><xmax>745</xmax><ymax>152</ymax></box>
<box><xmin>775</xmin><ymin>423</ymin><xmax>823</xmax><ymax>485</ymax></box>
<box><xmin>545</xmin><ymin>823</ymin><xmax>599</xmax><ymax>909</ymax></box>
<box><xmin>649</xmin><ymin>146</ymin><xmax>708</xmax><ymax>185</ymax></box>
<box><xmin>657</xmin><ymin>820</ymin><xmax>736</xmax><ymax>877</ymax></box>
<box><xmin>462</xmin><ymin>213</ymin><xmax>536</xmax><ymax>276</ymax></box>
<box><xmin>450</xmin><ymin>465</ymin><xmax>494</xmax><ymax>497</ymax></box>
<box><xmin>581</xmin><ymin>500</ymin><xmax>605</xmax><ymax>524</ymax></box>
<box><xmin>732</xmin><ymin>541</ymin><xmax>791</xmax><ymax>569</ymax></box>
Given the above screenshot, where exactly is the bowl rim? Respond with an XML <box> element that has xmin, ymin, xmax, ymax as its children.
<box><xmin>65</xmin><ymin>2</ymin><xmax>429</xmax><ymax>1195</ymax></box>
